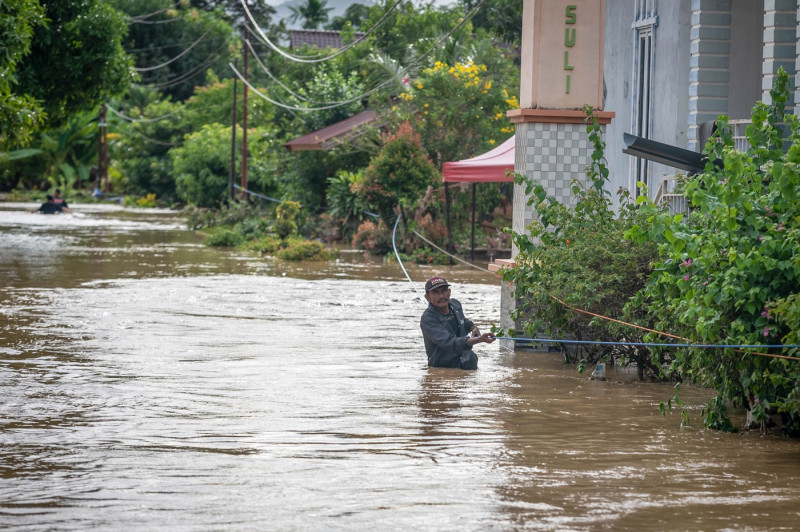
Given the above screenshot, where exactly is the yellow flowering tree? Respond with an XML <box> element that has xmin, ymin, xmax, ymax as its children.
<box><xmin>395</xmin><ymin>60</ymin><xmax>518</xmax><ymax>169</ymax></box>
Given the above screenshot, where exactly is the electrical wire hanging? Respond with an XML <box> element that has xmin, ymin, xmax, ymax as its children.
<box><xmin>125</xmin><ymin>2</ymin><xmax>179</xmax><ymax>22</ymax></box>
<box><xmin>139</xmin><ymin>42</ymin><xmax>229</xmax><ymax>90</ymax></box>
<box><xmin>392</xmin><ymin>214</ymin><xmax>427</xmax><ymax>305</ymax></box>
<box><xmin>245</xmin><ymin>37</ymin><xmax>310</xmax><ymax>102</ymax></box>
<box><xmin>230</xmin><ymin>0</ymin><xmax>487</xmax><ymax>113</ymax></box>
<box><xmin>134</xmin><ymin>29</ymin><xmax>212</xmax><ymax>72</ymax></box>
<box><xmin>105</xmin><ymin>104</ymin><xmax>177</xmax><ymax>124</ymax></box>
<box><xmin>240</xmin><ymin>0</ymin><xmax>404</xmax><ymax>64</ymax></box>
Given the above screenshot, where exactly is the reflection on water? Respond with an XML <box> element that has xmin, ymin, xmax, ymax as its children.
<box><xmin>1</xmin><ymin>203</ymin><xmax>799</xmax><ymax>530</ymax></box>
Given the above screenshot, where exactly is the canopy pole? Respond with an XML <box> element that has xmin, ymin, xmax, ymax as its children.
<box><xmin>444</xmin><ymin>182</ymin><xmax>453</xmax><ymax>254</ymax></box>
<box><xmin>470</xmin><ymin>182</ymin><xmax>476</xmax><ymax>261</ymax></box>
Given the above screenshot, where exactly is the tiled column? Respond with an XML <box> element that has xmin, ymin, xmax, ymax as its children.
<box><xmin>763</xmin><ymin>0</ymin><xmax>797</xmax><ymax>110</ymax></box>
<box><xmin>688</xmin><ymin>0</ymin><xmax>732</xmax><ymax>151</ymax></box>
<box><xmin>512</xmin><ymin>122</ymin><xmax>594</xmax><ymax>236</ymax></box>
<box><xmin>500</xmin><ymin>110</ymin><xmax>613</xmax><ymax>340</ymax></box>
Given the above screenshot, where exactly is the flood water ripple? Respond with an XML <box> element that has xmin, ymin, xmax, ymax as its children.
<box><xmin>1</xmin><ymin>204</ymin><xmax>800</xmax><ymax>530</ymax></box>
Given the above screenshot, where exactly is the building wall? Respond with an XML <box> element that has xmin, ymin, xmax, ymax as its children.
<box><xmin>730</xmin><ymin>0</ymin><xmax>765</xmax><ymax>118</ymax></box>
<box><xmin>604</xmin><ymin>1</ymin><xmax>692</xmax><ymax>203</ymax></box>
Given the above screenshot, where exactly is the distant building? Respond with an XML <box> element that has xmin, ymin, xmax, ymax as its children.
<box><xmin>289</xmin><ymin>29</ymin><xmax>367</xmax><ymax>50</ymax></box>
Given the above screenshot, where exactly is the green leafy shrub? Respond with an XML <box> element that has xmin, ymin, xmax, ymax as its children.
<box><xmin>276</xmin><ymin>238</ymin><xmax>336</xmax><ymax>261</ymax></box>
<box><xmin>410</xmin><ymin>246</ymin><xmax>452</xmax><ymax>265</ymax></box>
<box><xmin>275</xmin><ymin>200</ymin><xmax>302</xmax><ymax>239</ymax></box>
<box><xmin>326</xmin><ymin>170</ymin><xmax>369</xmax><ymax>240</ymax></box>
<box><xmin>503</xmin><ymin>108</ymin><xmax>658</xmax><ymax>373</ymax></box>
<box><xmin>240</xmin><ymin>235</ymin><xmax>283</xmax><ymax>254</ymax></box>
<box><xmin>205</xmin><ymin>227</ymin><xmax>244</xmax><ymax>247</ymax></box>
<box><xmin>358</xmin><ymin>122</ymin><xmax>438</xmax><ymax>230</ymax></box>
<box><xmin>352</xmin><ymin>220</ymin><xmax>392</xmax><ymax>255</ymax></box>
<box><xmin>626</xmin><ymin>68</ymin><xmax>800</xmax><ymax>433</ymax></box>
<box><xmin>172</xmin><ymin>123</ymin><xmax>232</xmax><ymax>207</ymax></box>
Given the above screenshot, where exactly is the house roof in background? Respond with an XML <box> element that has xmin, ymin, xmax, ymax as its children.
<box><xmin>289</xmin><ymin>29</ymin><xmax>367</xmax><ymax>50</ymax></box>
<box><xmin>283</xmin><ymin>110</ymin><xmax>377</xmax><ymax>151</ymax></box>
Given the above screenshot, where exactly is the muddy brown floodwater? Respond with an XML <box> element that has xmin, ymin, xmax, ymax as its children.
<box><xmin>1</xmin><ymin>202</ymin><xmax>799</xmax><ymax>531</ymax></box>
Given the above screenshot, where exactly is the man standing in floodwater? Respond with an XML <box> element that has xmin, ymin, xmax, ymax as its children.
<box><xmin>420</xmin><ymin>276</ymin><xmax>495</xmax><ymax>369</ymax></box>
<box><xmin>31</xmin><ymin>194</ymin><xmax>69</xmax><ymax>214</ymax></box>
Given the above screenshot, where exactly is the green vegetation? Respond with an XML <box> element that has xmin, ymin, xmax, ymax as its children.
<box><xmin>503</xmin><ymin>74</ymin><xmax>800</xmax><ymax>435</ymax></box>
<box><xmin>627</xmin><ymin>69</ymin><xmax>800</xmax><ymax>434</ymax></box>
<box><xmin>1</xmin><ymin>0</ymin><xmax>517</xmax><ymax>262</ymax></box>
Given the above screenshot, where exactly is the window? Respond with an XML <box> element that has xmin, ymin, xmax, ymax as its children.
<box><xmin>631</xmin><ymin>0</ymin><xmax>658</xmax><ymax>192</ymax></box>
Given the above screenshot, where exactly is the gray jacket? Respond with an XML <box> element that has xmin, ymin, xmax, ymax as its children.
<box><xmin>420</xmin><ymin>298</ymin><xmax>477</xmax><ymax>368</ymax></box>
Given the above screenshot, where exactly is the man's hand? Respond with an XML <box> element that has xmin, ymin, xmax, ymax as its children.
<box><xmin>467</xmin><ymin>332</ymin><xmax>496</xmax><ymax>346</ymax></box>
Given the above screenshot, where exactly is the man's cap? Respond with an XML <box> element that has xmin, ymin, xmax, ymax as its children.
<box><xmin>425</xmin><ymin>276</ymin><xmax>450</xmax><ymax>293</ymax></box>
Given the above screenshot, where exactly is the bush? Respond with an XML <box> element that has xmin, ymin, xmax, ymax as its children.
<box><xmin>358</xmin><ymin>122</ymin><xmax>438</xmax><ymax>229</ymax></box>
<box><xmin>276</xmin><ymin>239</ymin><xmax>336</xmax><ymax>261</ymax></box>
<box><xmin>240</xmin><ymin>235</ymin><xmax>283</xmax><ymax>254</ymax></box>
<box><xmin>275</xmin><ymin>200</ymin><xmax>301</xmax><ymax>239</ymax></box>
<box><xmin>410</xmin><ymin>246</ymin><xmax>452</xmax><ymax>265</ymax></box>
<box><xmin>503</xmin><ymin>108</ymin><xmax>658</xmax><ymax>373</ymax></box>
<box><xmin>627</xmin><ymin>68</ymin><xmax>800</xmax><ymax>433</ymax></box>
<box><xmin>352</xmin><ymin>220</ymin><xmax>392</xmax><ymax>255</ymax></box>
<box><xmin>173</xmin><ymin>123</ymin><xmax>232</xmax><ymax>207</ymax></box>
<box><xmin>205</xmin><ymin>227</ymin><xmax>245</xmax><ymax>247</ymax></box>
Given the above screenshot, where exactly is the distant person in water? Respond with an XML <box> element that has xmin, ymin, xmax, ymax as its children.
<box><xmin>53</xmin><ymin>189</ymin><xmax>68</xmax><ymax>208</ymax></box>
<box><xmin>31</xmin><ymin>194</ymin><xmax>70</xmax><ymax>214</ymax></box>
<box><xmin>91</xmin><ymin>182</ymin><xmax>104</xmax><ymax>198</ymax></box>
<box><xmin>420</xmin><ymin>276</ymin><xmax>495</xmax><ymax>370</ymax></box>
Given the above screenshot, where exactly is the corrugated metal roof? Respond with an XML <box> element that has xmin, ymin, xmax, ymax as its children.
<box><xmin>283</xmin><ymin>110</ymin><xmax>377</xmax><ymax>151</ymax></box>
<box><xmin>289</xmin><ymin>29</ymin><xmax>367</xmax><ymax>50</ymax></box>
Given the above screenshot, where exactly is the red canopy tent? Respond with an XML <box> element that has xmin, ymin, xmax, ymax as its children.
<box><xmin>441</xmin><ymin>135</ymin><xmax>515</xmax><ymax>183</ymax></box>
<box><xmin>440</xmin><ymin>136</ymin><xmax>515</xmax><ymax>261</ymax></box>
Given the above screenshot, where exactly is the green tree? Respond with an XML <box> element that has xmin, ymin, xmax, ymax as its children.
<box><xmin>627</xmin><ymin>69</ymin><xmax>800</xmax><ymax>434</ymax></box>
<box><xmin>190</xmin><ymin>0</ymin><xmax>277</xmax><ymax>33</ymax></box>
<box><xmin>395</xmin><ymin>59</ymin><xmax>517</xmax><ymax>169</ymax></box>
<box><xmin>288</xmin><ymin>0</ymin><xmax>333</xmax><ymax>29</ymax></box>
<box><xmin>327</xmin><ymin>3</ymin><xmax>370</xmax><ymax>30</ymax></box>
<box><xmin>15</xmin><ymin>0</ymin><xmax>133</xmax><ymax>129</ymax></box>
<box><xmin>173</xmin><ymin>123</ymin><xmax>236</xmax><ymax>207</ymax></box>
<box><xmin>0</xmin><ymin>0</ymin><xmax>46</xmax><ymax>151</ymax></box>
<box><xmin>172</xmin><ymin>122</ymin><xmax>275</xmax><ymax>207</ymax></box>
<box><xmin>358</xmin><ymin>122</ymin><xmax>438</xmax><ymax>235</ymax></box>
<box><xmin>114</xmin><ymin>98</ymin><xmax>185</xmax><ymax>202</ymax></box>
<box><xmin>460</xmin><ymin>0</ymin><xmax>522</xmax><ymax>45</ymax></box>
<box><xmin>111</xmin><ymin>0</ymin><xmax>235</xmax><ymax>103</ymax></box>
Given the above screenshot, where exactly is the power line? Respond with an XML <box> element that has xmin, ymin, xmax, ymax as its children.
<box><xmin>134</xmin><ymin>29</ymin><xmax>212</xmax><ymax>72</ymax></box>
<box><xmin>138</xmin><ymin>41</ymin><xmax>229</xmax><ymax>89</ymax></box>
<box><xmin>229</xmin><ymin>0</ymin><xmax>487</xmax><ymax>112</ymax></box>
<box><xmin>240</xmin><ymin>0</ymin><xmax>404</xmax><ymax>64</ymax></box>
<box><xmin>245</xmin><ymin>37</ymin><xmax>310</xmax><ymax>102</ymax></box>
<box><xmin>125</xmin><ymin>2</ymin><xmax>179</xmax><ymax>22</ymax></box>
<box><xmin>105</xmin><ymin>104</ymin><xmax>178</xmax><ymax>124</ymax></box>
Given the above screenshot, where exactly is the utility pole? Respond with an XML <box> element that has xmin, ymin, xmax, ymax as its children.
<box><xmin>241</xmin><ymin>19</ymin><xmax>249</xmax><ymax>201</ymax></box>
<box><xmin>98</xmin><ymin>103</ymin><xmax>108</xmax><ymax>193</ymax></box>
<box><xmin>230</xmin><ymin>59</ymin><xmax>238</xmax><ymax>202</ymax></box>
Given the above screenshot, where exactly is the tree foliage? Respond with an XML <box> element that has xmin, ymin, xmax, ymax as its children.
<box><xmin>289</xmin><ymin>0</ymin><xmax>333</xmax><ymax>29</ymax></box>
<box><xmin>503</xmin><ymin>110</ymin><xmax>659</xmax><ymax>376</ymax></box>
<box><xmin>111</xmin><ymin>0</ymin><xmax>235</xmax><ymax>102</ymax></box>
<box><xmin>0</xmin><ymin>0</ymin><xmax>46</xmax><ymax>150</ymax></box>
<box><xmin>395</xmin><ymin>59</ymin><xmax>517</xmax><ymax>169</ymax></box>
<box><xmin>15</xmin><ymin>0</ymin><xmax>133</xmax><ymax>129</ymax></box>
<box><xmin>358</xmin><ymin>122</ymin><xmax>438</xmax><ymax>229</ymax></box>
<box><xmin>626</xmin><ymin>69</ymin><xmax>800</xmax><ymax>434</ymax></box>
